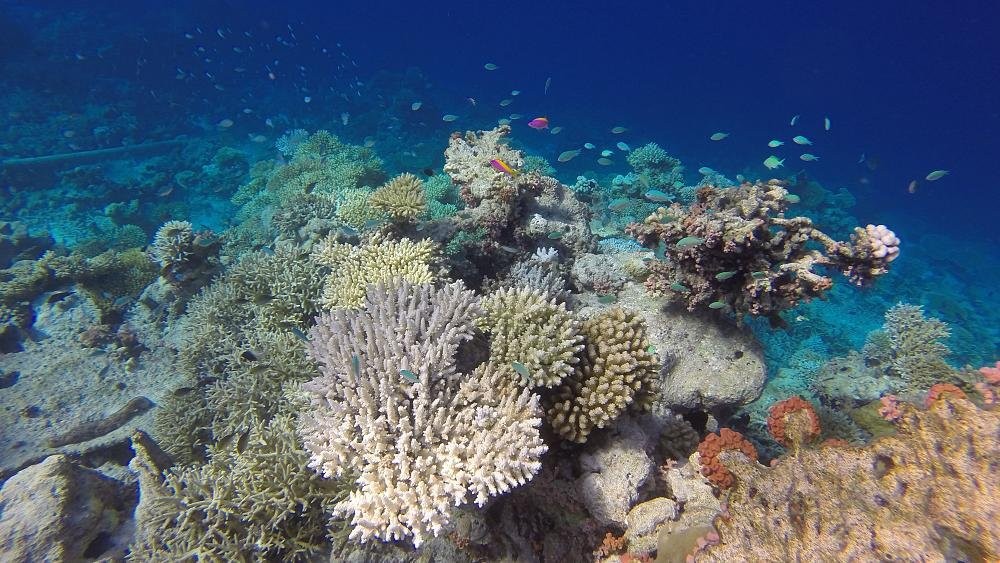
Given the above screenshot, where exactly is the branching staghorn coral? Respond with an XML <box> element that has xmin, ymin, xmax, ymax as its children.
<box><xmin>151</xmin><ymin>220</ymin><xmax>221</xmax><ymax>286</ymax></box>
<box><xmin>862</xmin><ymin>303</ymin><xmax>956</xmax><ymax>391</ymax></box>
<box><xmin>626</xmin><ymin>180</ymin><xmax>899</xmax><ymax>326</ymax></box>
<box><xmin>298</xmin><ymin>280</ymin><xmax>547</xmax><ymax>547</ymax></box>
<box><xmin>310</xmin><ymin>232</ymin><xmax>437</xmax><ymax>309</ymax></box>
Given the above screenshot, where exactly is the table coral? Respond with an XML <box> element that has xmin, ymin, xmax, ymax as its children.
<box><xmin>370</xmin><ymin>172</ymin><xmax>427</xmax><ymax>222</ymax></box>
<box><xmin>625</xmin><ymin>180</ymin><xmax>898</xmax><ymax>326</ymax></box>
<box><xmin>700</xmin><ymin>394</ymin><xmax>1000</xmax><ymax>561</ymax></box>
<box><xmin>298</xmin><ymin>281</ymin><xmax>547</xmax><ymax>547</ymax></box>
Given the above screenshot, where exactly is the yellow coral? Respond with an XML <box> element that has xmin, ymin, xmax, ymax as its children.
<box><xmin>311</xmin><ymin>234</ymin><xmax>437</xmax><ymax>309</ymax></box>
<box><xmin>477</xmin><ymin>287</ymin><xmax>583</xmax><ymax>388</ymax></box>
<box><xmin>335</xmin><ymin>187</ymin><xmax>385</xmax><ymax>229</ymax></box>
<box><xmin>547</xmin><ymin>307</ymin><xmax>659</xmax><ymax>442</ymax></box>
<box><xmin>370</xmin><ymin>173</ymin><xmax>427</xmax><ymax>222</ymax></box>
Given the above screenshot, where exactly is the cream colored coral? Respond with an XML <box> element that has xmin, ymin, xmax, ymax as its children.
<box><xmin>478</xmin><ymin>287</ymin><xmax>583</xmax><ymax>388</ymax></box>
<box><xmin>547</xmin><ymin>307</ymin><xmax>659</xmax><ymax>442</ymax></box>
<box><xmin>443</xmin><ymin>125</ymin><xmax>524</xmax><ymax>199</ymax></box>
<box><xmin>298</xmin><ymin>281</ymin><xmax>546</xmax><ymax>547</ymax></box>
<box><xmin>152</xmin><ymin>220</ymin><xmax>193</xmax><ymax>267</ymax></box>
<box><xmin>311</xmin><ymin>234</ymin><xmax>437</xmax><ymax>309</ymax></box>
<box><xmin>370</xmin><ymin>173</ymin><xmax>426</xmax><ymax>222</ymax></box>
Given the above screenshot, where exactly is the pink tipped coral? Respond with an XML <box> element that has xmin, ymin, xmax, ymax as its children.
<box><xmin>980</xmin><ymin>361</ymin><xmax>1000</xmax><ymax>385</ymax></box>
<box><xmin>878</xmin><ymin>394</ymin><xmax>903</xmax><ymax>422</ymax></box>
<box><xmin>865</xmin><ymin>224</ymin><xmax>900</xmax><ymax>262</ymax></box>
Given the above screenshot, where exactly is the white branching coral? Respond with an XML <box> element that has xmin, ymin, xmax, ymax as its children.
<box><xmin>298</xmin><ymin>280</ymin><xmax>547</xmax><ymax>547</ymax></box>
<box><xmin>151</xmin><ymin>220</ymin><xmax>193</xmax><ymax>268</ymax></box>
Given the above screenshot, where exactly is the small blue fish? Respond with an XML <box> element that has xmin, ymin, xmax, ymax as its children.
<box><xmin>598</xmin><ymin>294</ymin><xmax>617</xmax><ymax>304</ymax></box>
<box><xmin>608</xmin><ymin>198</ymin><xmax>630</xmax><ymax>211</ymax></box>
<box><xmin>708</xmin><ymin>301</ymin><xmax>727</xmax><ymax>309</ymax></box>
<box><xmin>644</xmin><ymin>190</ymin><xmax>672</xmax><ymax>203</ymax></box>
<box><xmin>715</xmin><ymin>271</ymin><xmax>737</xmax><ymax>281</ymax></box>
<box><xmin>655</xmin><ymin>240</ymin><xmax>667</xmax><ymax>260</ymax></box>
<box><xmin>351</xmin><ymin>355</ymin><xmax>361</xmax><ymax>378</ymax></box>
<box><xmin>289</xmin><ymin>326</ymin><xmax>309</xmax><ymax>342</ymax></box>
<box><xmin>547</xmin><ymin>231</ymin><xmax>564</xmax><ymax>240</ymax></box>
<box><xmin>511</xmin><ymin>361</ymin><xmax>531</xmax><ymax>381</ymax></box>
<box><xmin>669</xmin><ymin>282</ymin><xmax>689</xmax><ymax>292</ymax></box>
<box><xmin>400</xmin><ymin>369</ymin><xmax>418</xmax><ymax>383</ymax></box>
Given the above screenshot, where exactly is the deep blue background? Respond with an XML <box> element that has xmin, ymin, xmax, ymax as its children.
<box><xmin>4</xmin><ymin>0</ymin><xmax>1000</xmax><ymax>242</ymax></box>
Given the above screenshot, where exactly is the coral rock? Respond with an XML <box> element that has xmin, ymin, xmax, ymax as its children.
<box><xmin>702</xmin><ymin>395</ymin><xmax>1000</xmax><ymax>561</ymax></box>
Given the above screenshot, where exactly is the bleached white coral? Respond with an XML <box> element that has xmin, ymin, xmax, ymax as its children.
<box><xmin>151</xmin><ymin>220</ymin><xmax>193</xmax><ymax>267</ymax></box>
<box><xmin>532</xmin><ymin>246</ymin><xmax>559</xmax><ymax>263</ymax></box>
<box><xmin>298</xmin><ymin>280</ymin><xmax>546</xmax><ymax>547</ymax></box>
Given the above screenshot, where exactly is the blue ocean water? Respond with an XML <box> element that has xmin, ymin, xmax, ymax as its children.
<box><xmin>1</xmin><ymin>0</ymin><xmax>998</xmax><ymax>559</ymax></box>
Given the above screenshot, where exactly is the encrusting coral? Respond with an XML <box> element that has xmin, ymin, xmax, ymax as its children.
<box><xmin>699</xmin><ymin>394</ymin><xmax>1000</xmax><ymax>561</ymax></box>
<box><xmin>626</xmin><ymin>180</ymin><xmax>899</xmax><ymax>326</ymax></box>
<box><xmin>298</xmin><ymin>280</ymin><xmax>547</xmax><ymax>547</ymax></box>
<box><xmin>310</xmin><ymin>233</ymin><xmax>438</xmax><ymax>309</ymax></box>
<box><xmin>546</xmin><ymin>307</ymin><xmax>659</xmax><ymax>443</ymax></box>
<box><xmin>765</xmin><ymin>395</ymin><xmax>821</xmax><ymax>449</ymax></box>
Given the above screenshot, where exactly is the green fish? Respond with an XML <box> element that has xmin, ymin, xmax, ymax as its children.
<box><xmin>669</xmin><ymin>282</ymin><xmax>689</xmax><ymax>292</ymax></box>
<box><xmin>676</xmin><ymin>236</ymin><xmax>705</xmax><ymax>248</ymax></box>
<box><xmin>511</xmin><ymin>361</ymin><xmax>531</xmax><ymax>381</ymax></box>
<box><xmin>644</xmin><ymin>189</ymin><xmax>672</xmax><ymax>203</ymax></box>
<box><xmin>708</xmin><ymin>301</ymin><xmax>727</xmax><ymax>309</ymax></box>
<box><xmin>547</xmin><ymin>231</ymin><xmax>564</xmax><ymax>240</ymax></box>
<box><xmin>655</xmin><ymin>240</ymin><xmax>667</xmax><ymax>260</ymax></box>
<box><xmin>350</xmin><ymin>355</ymin><xmax>361</xmax><ymax>378</ymax></box>
<box><xmin>784</xmin><ymin>193</ymin><xmax>801</xmax><ymax>203</ymax></box>
<box><xmin>715</xmin><ymin>271</ymin><xmax>737</xmax><ymax>281</ymax></box>
<box><xmin>608</xmin><ymin>198</ymin><xmax>630</xmax><ymax>211</ymax></box>
<box><xmin>598</xmin><ymin>294</ymin><xmax>617</xmax><ymax>304</ymax></box>
<box><xmin>751</xmin><ymin>271</ymin><xmax>767</xmax><ymax>279</ymax></box>
<box><xmin>400</xmin><ymin>369</ymin><xmax>418</xmax><ymax>383</ymax></box>
<box><xmin>646</xmin><ymin>345</ymin><xmax>657</xmax><ymax>355</ymax></box>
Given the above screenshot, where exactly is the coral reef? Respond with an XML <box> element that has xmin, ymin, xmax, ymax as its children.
<box><xmin>626</xmin><ymin>180</ymin><xmax>898</xmax><ymax>326</ymax></box>
<box><xmin>298</xmin><ymin>281</ymin><xmax>547</xmax><ymax>547</ymax></box>
<box><xmin>695</xmin><ymin>428</ymin><xmax>758</xmax><ymax>489</ymax></box>
<box><xmin>151</xmin><ymin>220</ymin><xmax>221</xmax><ymax>286</ymax></box>
<box><xmin>765</xmin><ymin>396</ymin><xmax>821</xmax><ymax>448</ymax></box>
<box><xmin>700</xmin><ymin>395</ymin><xmax>1000</xmax><ymax>561</ymax></box>
<box><xmin>310</xmin><ymin>233</ymin><xmax>438</xmax><ymax>309</ymax></box>
<box><xmin>477</xmin><ymin>286</ymin><xmax>583</xmax><ymax>388</ymax></box>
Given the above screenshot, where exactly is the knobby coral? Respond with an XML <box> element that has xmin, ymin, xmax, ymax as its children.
<box><xmin>297</xmin><ymin>281</ymin><xmax>547</xmax><ymax>547</ymax></box>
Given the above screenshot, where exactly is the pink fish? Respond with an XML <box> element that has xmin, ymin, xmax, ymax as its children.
<box><xmin>527</xmin><ymin>116</ymin><xmax>549</xmax><ymax>130</ymax></box>
<box><xmin>490</xmin><ymin>158</ymin><xmax>517</xmax><ymax>176</ymax></box>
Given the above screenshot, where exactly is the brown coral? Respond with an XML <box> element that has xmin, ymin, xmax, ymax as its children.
<box><xmin>766</xmin><ymin>396</ymin><xmax>821</xmax><ymax>448</ymax></box>
<box><xmin>625</xmin><ymin>181</ymin><xmax>897</xmax><ymax>326</ymax></box>
<box><xmin>545</xmin><ymin>307</ymin><xmax>659</xmax><ymax>443</ymax></box>
<box><xmin>696</xmin><ymin>428</ymin><xmax>757</xmax><ymax>490</ymax></box>
<box><xmin>700</xmin><ymin>395</ymin><xmax>1000</xmax><ymax>561</ymax></box>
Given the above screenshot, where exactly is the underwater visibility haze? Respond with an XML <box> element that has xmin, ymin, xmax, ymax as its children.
<box><xmin>0</xmin><ymin>0</ymin><xmax>998</xmax><ymax>560</ymax></box>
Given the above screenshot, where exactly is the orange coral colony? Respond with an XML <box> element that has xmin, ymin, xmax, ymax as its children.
<box><xmin>766</xmin><ymin>395</ymin><xmax>821</xmax><ymax>448</ymax></box>
<box><xmin>696</xmin><ymin>428</ymin><xmax>757</xmax><ymax>489</ymax></box>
